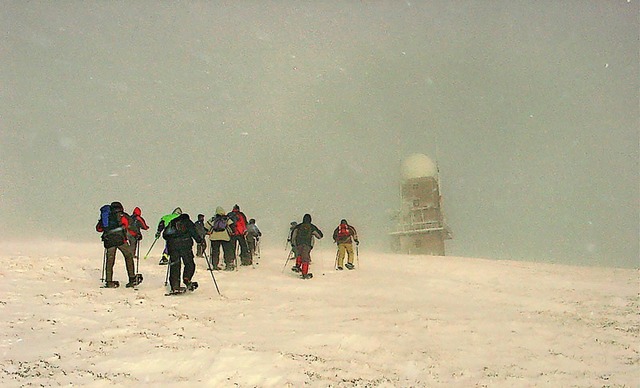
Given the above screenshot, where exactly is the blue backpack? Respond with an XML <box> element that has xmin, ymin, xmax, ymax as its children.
<box><xmin>100</xmin><ymin>205</ymin><xmax>111</xmax><ymax>228</ymax></box>
<box><xmin>99</xmin><ymin>204</ymin><xmax>121</xmax><ymax>230</ymax></box>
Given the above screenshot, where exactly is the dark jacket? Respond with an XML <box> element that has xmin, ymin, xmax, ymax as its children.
<box><xmin>194</xmin><ymin>219</ymin><xmax>207</xmax><ymax>238</ymax></box>
<box><xmin>162</xmin><ymin>213</ymin><xmax>204</xmax><ymax>250</ymax></box>
<box><xmin>96</xmin><ymin>210</ymin><xmax>132</xmax><ymax>248</ymax></box>
<box><xmin>291</xmin><ymin>214</ymin><xmax>323</xmax><ymax>248</ymax></box>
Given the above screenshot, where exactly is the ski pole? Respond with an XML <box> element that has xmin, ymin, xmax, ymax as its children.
<box><xmin>234</xmin><ymin>238</ymin><xmax>239</xmax><ymax>270</ymax></box>
<box><xmin>143</xmin><ymin>236</ymin><xmax>159</xmax><ymax>260</ymax></box>
<box><xmin>164</xmin><ymin>254</ymin><xmax>172</xmax><ymax>286</ymax></box>
<box><xmin>250</xmin><ymin>237</ymin><xmax>256</xmax><ymax>269</ymax></box>
<box><xmin>356</xmin><ymin>244</ymin><xmax>359</xmax><ymax>267</ymax></box>
<box><xmin>256</xmin><ymin>239</ymin><xmax>261</xmax><ymax>263</ymax></box>
<box><xmin>334</xmin><ymin>248</ymin><xmax>339</xmax><ymax>270</ymax></box>
<box><xmin>203</xmin><ymin>250</ymin><xmax>221</xmax><ymax>296</ymax></box>
<box><xmin>135</xmin><ymin>240</ymin><xmax>140</xmax><ymax>274</ymax></box>
<box><xmin>281</xmin><ymin>249</ymin><xmax>294</xmax><ymax>272</ymax></box>
<box><xmin>101</xmin><ymin>248</ymin><xmax>107</xmax><ymax>282</ymax></box>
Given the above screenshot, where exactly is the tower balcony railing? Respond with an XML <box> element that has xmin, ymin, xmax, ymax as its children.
<box><xmin>389</xmin><ymin>220</ymin><xmax>443</xmax><ymax>235</ymax></box>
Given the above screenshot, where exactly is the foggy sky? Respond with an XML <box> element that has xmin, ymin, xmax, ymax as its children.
<box><xmin>1</xmin><ymin>1</ymin><xmax>638</xmax><ymax>268</ymax></box>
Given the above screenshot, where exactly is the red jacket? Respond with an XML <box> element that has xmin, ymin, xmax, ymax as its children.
<box><xmin>231</xmin><ymin>209</ymin><xmax>248</xmax><ymax>235</ymax></box>
<box><xmin>132</xmin><ymin>207</ymin><xmax>150</xmax><ymax>230</ymax></box>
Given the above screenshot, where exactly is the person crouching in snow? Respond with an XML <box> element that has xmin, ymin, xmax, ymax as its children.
<box><xmin>332</xmin><ymin>219</ymin><xmax>359</xmax><ymax>270</ymax></box>
<box><xmin>290</xmin><ymin>213</ymin><xmax>323</xmax><ymax>279</ymax></box>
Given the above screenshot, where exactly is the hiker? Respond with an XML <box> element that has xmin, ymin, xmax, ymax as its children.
<box><xmin>206</xmin><ymin>206</ymin><xmax>235</xmax><ymax>271</ymax></box>
<box><xmin>161</xmin><ymin>210</ymin><xmax>203</xmax><ymax>294</ymax></box>
<box><xmin>246</xmin><ymin>218</ymin><xmax>262</xmax><ymax>261</ymax></box>
<box><xmin>290</xmin><ymin>214</ymin><xmax>323</xmax><ymax>279</ymax></box>
<box><xmin>155</xmin><ymin>207</ymin><xmax>182</xmax><ymax>265</ymax></box>
<box><xmin>228</xmin><ymin>204</ymin><xmax>251</xmax><ymax>265</ymax></box>
<box><xmin>95</xmin><ymin>201</ymin><xmax>139</xmax><ymax>288</ymax></box>
<box><xmin>287</xmin><ymin>221</ymin><xmax>297</xmax><ymax>254</ymax></box>
<box><xmin>194</xmin><ymin>213</ymin><xmax>207</xmax><ymax>258</ymax></box>
<box><xmin>128</xmin><ymin>206</ymin><xmax>150</xmax><ymax>256</ymax></box>
<box><xmin>332</xmin><ymin>219</ymin><xmax>359</xmax><ymax>270</ymax></box>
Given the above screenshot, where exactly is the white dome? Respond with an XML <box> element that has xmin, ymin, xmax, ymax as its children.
<box><xmin>401</xmin><ymin>153</ymin><xmax>437</xmax><ymax>180</ymax></box>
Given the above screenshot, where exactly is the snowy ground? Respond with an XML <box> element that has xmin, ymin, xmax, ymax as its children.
<box><xmin>0</xmin><ymin>241</ymin><xmax>638</xmax><ymax>387</ymax></box>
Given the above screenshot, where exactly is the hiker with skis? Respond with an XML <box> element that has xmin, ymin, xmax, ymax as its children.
<box><xmin>246</xmin><ymin>218</ymin><xmax>262</xmax><ymax>261</ymax></box>
<box><xmin>161</xmin><ymin>210</ymin><xmax>203</xmax><ymax>294</ymax></box>
<box><xmin>332</xmin><ymin>219</ymin><xmax>359</xmax><ymax>270</ymax></box>
<box><xmin>290</xmin><ymin>214</ymin><xmax>323</xmax><ymax>279</ymax></box>
<box><xmin>194</xmin><ymin>213</ymin><xmax>207</xmax><ymax>258</ymax></box>
<box><xmin>95</xmin><ymin>201</ymin><xmax>140</xmax><ymax>288</ymax></box>
<box><xmin>228</xmin><ymin>204</ymin><xmax>251</xmax><ymax>266</ymax></box>
<box><xmin>155</xmin><ymin>207</ymin><xmax>182</xmax><ymax>265</ymax></box>
<box><xmin>206</xmin><ymin>207</ymin><xmax>236</xmax><ymax>271</ymax></box>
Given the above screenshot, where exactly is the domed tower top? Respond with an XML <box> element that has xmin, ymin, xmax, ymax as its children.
<box><xmin>401</xmin><ymin>153</ymin><xmax>437</xmax><ymax>181</ymax></box>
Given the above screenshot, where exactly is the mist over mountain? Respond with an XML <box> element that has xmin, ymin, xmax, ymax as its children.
<box><xmin>1</xmin><ymin>2</ymin><xmax>637</xmax><ymax>268</ymax></box>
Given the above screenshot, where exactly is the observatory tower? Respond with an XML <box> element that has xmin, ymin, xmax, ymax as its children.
<box><xmin>390</xmin><ymin>153</ymin><xmax>452</xmax><ymax>255</ymax></box>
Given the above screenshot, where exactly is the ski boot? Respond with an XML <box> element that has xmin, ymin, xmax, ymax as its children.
<box><xmin>345</xmin><ymin>262</ymin><xmax>355</xmax><ymax>270</ymax></box>
<box><xmin>166</xmin><ymin>287</ymin><xmax>187</xmax><ymax>296</ymax></box>
<box><xmin>125</xmin><ymin>277</ymin><xmax>137</xmax><ymax>288</ymax></box>
<box><xmin>184</xmin><ymin>279</ymin><xmax>199</xmax><ymax>291</ymax></box>
<box><xmin>126</xmin><ymin>274</ymin><xmax>143</xmax><ymax>288</ymax></box>
<box><xmin>103</xmin><ymin>280</ymin><xmax>120</xmax><ymax>288</ymax></box>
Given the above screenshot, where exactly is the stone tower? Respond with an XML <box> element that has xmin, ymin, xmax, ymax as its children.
<box><xmin>390</xmin><ymin>153</ymin><xmax>452</xmax><ymax>255</ymax></box>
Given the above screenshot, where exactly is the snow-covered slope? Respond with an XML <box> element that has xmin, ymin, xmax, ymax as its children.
<box><xmin>0</xmin><ymin>241</ymin><xmax>637</xmax><ymax>386</ymax></box>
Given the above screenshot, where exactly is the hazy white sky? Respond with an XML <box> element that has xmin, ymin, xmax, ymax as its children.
<box><xmin>1</xmin><ymin>1</ymin><xmax>638</xmax><ymax>268</ymax></box>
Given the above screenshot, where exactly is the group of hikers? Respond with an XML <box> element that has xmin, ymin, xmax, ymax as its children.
<box><xmin>96</xmin><ymin>202</ymin><xmax>359</xmax><ymax>294</ymax></box>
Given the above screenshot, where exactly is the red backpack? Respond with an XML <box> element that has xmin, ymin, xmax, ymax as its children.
<box><xmin>337</xmin><ymin>224</ymin><xmax>350</xmax><ymax>238</ymax></box>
